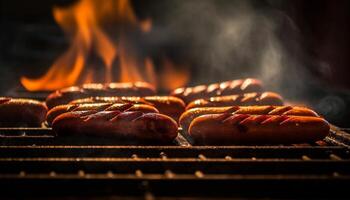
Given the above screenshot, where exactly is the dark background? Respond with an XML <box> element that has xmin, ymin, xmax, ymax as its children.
<box><xmin>0</xmin><ymin>0</ymin><xmax>349</xmax><ymax>126</ymax></box>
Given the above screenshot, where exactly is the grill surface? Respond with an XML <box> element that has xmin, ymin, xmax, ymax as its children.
<box><xmin>0</xmin><ymin>126</ymin><xmax>349</xmax><ymax>199</ymax></box>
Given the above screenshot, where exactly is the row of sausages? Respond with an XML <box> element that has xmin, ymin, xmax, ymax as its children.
<box><xmin>0</xmin><ymin>79</ymin><xmax>330</xmax><ymax>145</ymax></box>
<box><xmin>45</xmin><ymin>79</ymin><xmax>278</xmax><ymax>109</ymax></box>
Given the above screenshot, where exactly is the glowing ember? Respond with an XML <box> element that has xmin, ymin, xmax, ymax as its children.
<box><xmin>20</xmin><ymin>0</ymin><xmax>189</xmax><ymax>91</ymax></box>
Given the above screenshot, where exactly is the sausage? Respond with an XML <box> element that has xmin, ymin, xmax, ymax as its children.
<box><xmin>171</xmin><ymin>78</ymin><xmax>263</xmax><ymax>103</ymax></box>
<box><xmin>186</xmin><ymin>92</ymin><xmax>283</xmax><ymax>110</ymax></box>
<box><xmin>189</xmin><ymin>113</ymin><xmax>330</xmax><ymax>145</ymax></box>
<box><xmin>46</xmin><ymin>86</ymin><xmax>86</xmax><ymax>110</ymax></box>
<box><xmin>70</xmin><ymin>96</ymin><xmax>186</xmax><ymax>121</ymax></box>
<box><xmin>52</xmin><ymin>111</ymin><xmax>178</xmax><ymax>144</ymax></box>
<box><xmin>179</xmin><ymin>105</ymin><xmax>320</xmax><ymax>135</ymax></box>
<box><xmin>0</xmin><ymin>97</ymin><xmax>47</xmax><ymax>127</ymax></box>
<box><xmin>46</xmin><ymin>82</ymin><xmax>156</xmax><ymax>109</ymax></box>
<box><xmin>46</xmin><ymin>103</ymin><xmax>159</xmax><ymax>126</ymax></box>
<box><xmin>70</xmin><ymin>96</ymin><xmax>124</xmax><ymax>104</ymax></box>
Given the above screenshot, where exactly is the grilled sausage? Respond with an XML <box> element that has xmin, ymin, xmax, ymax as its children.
<box><xmin>46</xmin><ymin>103</ymin><xmax>159</xmax><ymax>126</ymax></box>
<box><xmin>189</xmin><ymin>114</ymin><xmax>330</xmax><ymax>145</ymax></box>
<box><xmin>179</xmin><ymin>105</ymin><xmax>320</xmax><ymax>135</ymax></box>
<box><xmin>0</xmin><ymin>97</ymin><xmax>47</xmax><ymax>127</ymax></box>
<box><xmin>52</xmin><ymin>111</ymin><xmax>178</xmax><ymax>144</ymax></box>
<box><xmin>70</xmin><ymin>96</ymin><xmax>186</xmax><ymax>121</ymax></box>
<box><xmin>171</xmin><ymin>78</ymin><xmax>263</xmax><ymax>103</ymax></box>
<box><xmin>46</xmin><ymin>82</ymin><xmax>156</xmax><ymax>109</ymax></box>
<box><xmin>186</xmin><ymin>92</ymin><xmax>283</xmax><ymax>110</ymax></box>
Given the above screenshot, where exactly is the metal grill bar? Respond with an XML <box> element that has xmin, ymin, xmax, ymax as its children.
<box><xmin>0</xmin><ymin>174</ymin><xmax>349</xmax><ymax>198</ymax></box>
<box><xmin>0</xmin><ymin>126</ymin><xmax>349</xmax><ymax>198</ymax></box>
<box><xmin>0</xmin><ymin>158</ymin><xmax>349</xmax><ymax>174</ymax></box>
<box><xmin>0</xmin><ymin>146</ymin><xmax>348</xmax><ymax>159</ymax></box>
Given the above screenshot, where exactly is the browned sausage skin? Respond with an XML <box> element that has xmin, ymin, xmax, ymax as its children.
<box><xmin>46</xmin><ymin>82</ymin><xmax>156</xmax><ymax>109</ymax></box>
<box><xmin>70</xmin><ymin>96</ymin><xmax>185</xmax><ymax>121</ymax></box>
<box><xmin>179</xmin><ymin>105</ymin><xmax>320</xmax><ymax>135</ymax></box>
<box><xmin>186</xmin><ymin>92</ymin><xmax>283</xmax><ymax>110</ymax></box>
<box><xmin>52</xmin><ymin>111</ymin><xmax>178</xmax><ymax>144</ymax></box>
<box><xmin>0</xmin><ymin>97</ymin><xmax>47</xmax><ymax>127</ymax></box>
<box><xmin>135</xmin><ymin>96</ymin><xmax>185</xmax><ymax>121</ymax></box>
<box><xmin>46</xmin><ymin>103</ymin><xmax>159</xmax><ymax>126</ymax></box>
<box><xmin>171</xmin><ymin>78</ymin><xmax>263</xmax><ymax>103</ymax></box>
<box><xmin>188</xmin><ymin>113</ymin><xmax>330</xmax><ymax>145</ymax></box>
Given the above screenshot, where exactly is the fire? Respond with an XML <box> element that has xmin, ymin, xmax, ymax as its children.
<box><xmin>20</xmin><ymin>0</ymin><xmax>189</xmax><ymax>91</ymax></box>
<box><xmin>159</xmin><ymin>58</ymin><xmax>190</xmax><ymax>91</ymax></box>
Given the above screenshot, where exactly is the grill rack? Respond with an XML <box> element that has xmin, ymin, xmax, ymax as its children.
<box><xmin>0</xmin><ymin>126</ymin><xmax>349</xmax><ymax>199</ymax></box>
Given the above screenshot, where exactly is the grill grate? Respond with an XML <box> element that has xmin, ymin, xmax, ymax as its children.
<box><xmin>0</xmin><ymin>126</ymin><xmax>349</xmax><ymax>198</ymax></box>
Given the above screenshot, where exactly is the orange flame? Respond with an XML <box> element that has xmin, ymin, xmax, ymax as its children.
<box><xmin>20</xmin><ymin>0</ymin><xmax>189</xmax><ymax>91</ymax></box>
<box><xmin>158</xmin><ymin>58</ymin><xmax>190</xmax><ymax>91</ymax></box>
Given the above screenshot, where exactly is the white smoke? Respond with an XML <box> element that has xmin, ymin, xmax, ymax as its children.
<box><xmin>156</xmin><ymin>0</ymin><xmax>320</xmax><ymax>100</ymax></box>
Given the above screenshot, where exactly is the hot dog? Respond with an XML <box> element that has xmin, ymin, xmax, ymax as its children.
<box><xmin>52</xmin><ymin>111</ymin><xmax>178</xmax><ymax>144</ymax></box>
<box><xmin>69</xmin><ymin>96</ymin><xmax>186</xmax><ymax>121</ymax></box>
<box><xmin>0</xmin><ymin>97</ymin><xmax>47</xmax><ymax>127</ymax></box>
<box><xmin>46</xmin><ymin>103</ymin><xmax>159</xmax><ymax>126</ymax></box>
<box><xmin>46</xmin><ymin>82</ymin><xmax>156</xmax><ymax>109</ymax></box>
<box><xmin>186</xmin><ymin>92</ymin><xmax>283</xmax><ymax>110</ymax></box>
<box><xmin>171</xmin><ymin>78</ymin><xmax>263</xmax><ymax>103</ymax></box>
<box><xmin>189</xmin><ymin>114</ymin><xmax>330</xmax><ymax>145</ymax></box>
<box><xmin>179</xmin><ymin>105</ymin><xmax>320</xmax><ymax>135</ymax></box>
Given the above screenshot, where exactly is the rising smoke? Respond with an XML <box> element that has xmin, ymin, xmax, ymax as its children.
<box><xmin>152</xmin><ymin>0</ymin><xmax>348</xmax><ymax>125</ymax></box>
<box><xmin>158</xmin><ymin>0</ymin><xmax>310</xmax><ymax>95</ymax></box>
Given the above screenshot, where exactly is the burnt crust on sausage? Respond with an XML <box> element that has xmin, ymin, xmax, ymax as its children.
<box><xmin>69</xmin><ymin>96</ymin><xmax>186</xmax><ymax>121</ymax></box>
<box><xmin>52</xmin><ymin>110</ymin><xmax>178</xmax><ymax>144</ymax></box>
<box><xmin>46</xmin><ymin>103</ymin><xmax>159</xmax><ymax>126</ymax></box>
<box><xmin>179</xmin><ymin>105</ymin><xmax>320</xmax><ymax>135</ymax></box>
<box><xmin>188</xmin><ymin>113</ymin><xmax>330</xmax><ymax>145</ymax></box>
<box><xmin>171</xmin><ymin>78</ymin><xmax>263</xmax><ymax>103</ymax></box>
<box><xmin>46</xmin><ymin>82</ymin><xmax>156</xmax><ymax>109</ymax></box>
<box><xmin>186</xmin><ymin>92</ymin><xmax>283</xmax><ymax>110</ymax></box>
<box><xmin>0</xmin><ymin>97</ymin><xmax>48</xmax><ymax>127</ymax></box>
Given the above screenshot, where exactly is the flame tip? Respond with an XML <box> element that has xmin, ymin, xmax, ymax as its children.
<box><xmin>21</xmin><ymin>0</ymin><xmax>189</xmax><ymax>92</ymax></box>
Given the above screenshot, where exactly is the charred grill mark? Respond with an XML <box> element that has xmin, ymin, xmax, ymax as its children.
<box><xmin>240</xmin><ymin>94</ymin><xmax>256</xmax><ymax>103</ymax></box>
<box><xmin>78</xmin><ymin>110</ymin><xmax>99</xmax><ymax>120</ymax></box>
<box><xmin>260</xmin><ymin>115</ymin><xmax>290</xmax><ymax>125</ymax></box>
<box><xmin>260</xmin><ymin>116</ymin><xmax>278</xmax><ymax>124</ymax></box>
<box><xmin>217</xmin><ymin>113</ymin><xmax>234</xmax><ymax>121</ymax></box>
<box><xmin>268</xmin><ymin>106</ymin><xmax>293</xmax><ymax>115</ymax></box>
<box><xmin>220</xmin><ymin>114</ymin><xmax>293</xmax><ymax>126</ymax></box>
<box><xmin>68</xmin><ymin>104</ymin><xmax>80</xmax><ymax>112</ymax></box>
<box><xmin>222</xmin><ymin>114</ymin><xmax>250</xmax><ymax>124</ymax></box>
<box><xmin>262</xmin><ymin>105</ymin><xmax>275</xmax><ymax>114</ymax></box>
<box><xmin>174</xmin><ymin>79</ymin><xmax>261</xmax><ymax>98</ymax></box>
<box><xmin>108</xmin><ymin>103</ymin><xmax>134</xmax><ymax>112</ymax></box>
<box><xmin>278</xmin><ymin>115</ymin><xmax>292</xmax><ymax>124</ymax></box>
<box><xmin>224</xmin><ymin>106</ymin><xmax>240</xmax><ymax>113</ymax></box>
<box><xmin>96</xmin><ymin>103</ymin><xmax>114</xmax><ymax>112</ymax></box>
<box><xmin>239</xmin><ymin>116</ymin><xmax>256</xmax><ymax>125</ymax></box>
<box><xmin>236</xmin><ymin>94</ymin><xmax>246</xmax><ymax>103</ymax></box>
<box><xmin>253</xmin><ymin>115</ymin><xmax>271</xmax><ymax>123</ymax></box>
<box><xmin>279</xmin><ymin>116</ymin><xmax>295</xmax><ymax>125</ymax></box>
<box><xmin>110</xmin><ymin>111</ymin><xmax>144</xmax><ymax>122</ymax></box>
<box><xmin>83</xmin><ymin>111</ymin><xmax>120</xmax><ymax>122</ymax></box>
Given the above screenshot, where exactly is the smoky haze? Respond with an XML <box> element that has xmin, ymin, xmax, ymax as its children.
<box><xmin>149</xmin><ymin>0</ymin><xmax>347</xmax><ymax>125</ymax></box>
<box><xmin>157</xmin><ymin>0</ymin><xmax>313</xmax><ymax>96</ymax></box>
